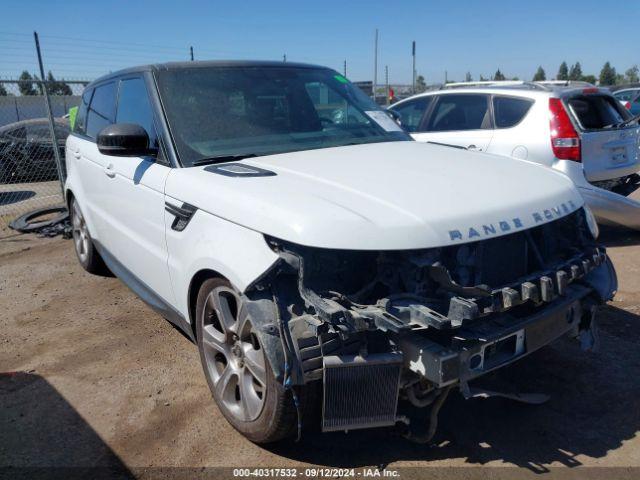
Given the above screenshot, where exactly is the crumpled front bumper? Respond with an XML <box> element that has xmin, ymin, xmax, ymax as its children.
<box><xmin>396</xmin><ymin>257</ymin><xmax>617</xmax><ymax>388</ymax></box>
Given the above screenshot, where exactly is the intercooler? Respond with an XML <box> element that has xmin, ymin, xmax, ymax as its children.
<box><xmin>322</xmin><ymin>352</ymin><xmax>403</xmax><ymax>432</ymax></box>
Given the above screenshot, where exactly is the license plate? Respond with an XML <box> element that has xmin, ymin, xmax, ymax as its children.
<box><xmin>611</xmin><ymin>147</ymin><xmax>627</xmax><ymax>164</ymax></box>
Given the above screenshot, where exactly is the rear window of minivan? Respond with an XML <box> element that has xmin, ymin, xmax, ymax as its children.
<box><xmin>566</xmin><ymin>95</ymin><xmax>625</xmax><ymax>130</ymax></box>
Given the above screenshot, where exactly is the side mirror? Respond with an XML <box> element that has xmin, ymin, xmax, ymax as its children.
<box><xmin>97</xmin><ymin>123</ymin><xmax>156</xmax><ymax>157</ymax></box>
<box><xmin>386</xmin><ymin>109</ymin><xmax>401</xmax><ymax>126</ymax></box>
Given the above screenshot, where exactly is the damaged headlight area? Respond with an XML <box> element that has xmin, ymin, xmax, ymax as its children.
<box><xmin>245</xmin><ymin>209</ymin><xmax>617</xmax><ymax>438</ymax></box>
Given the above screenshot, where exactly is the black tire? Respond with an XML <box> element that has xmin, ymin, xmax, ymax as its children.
<box><xmin>196</xmin><ymin>277</ymin><xmax>303</xmax><ymax>443</ymax></box>
<box><xmin>9</xmin><ymin>206</ymin><xmax>68</xmax><ymax>233</ymax></box>
<box><xmin>70</xmin><ymin>197</ymin><xmax>111</xmax><ymax>276</ymax></box>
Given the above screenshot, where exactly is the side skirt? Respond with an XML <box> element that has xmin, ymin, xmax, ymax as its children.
<box><xmin>94</xmin><ymin>241</ymin><xmax>195</xmax><ymax>342</ymax></box>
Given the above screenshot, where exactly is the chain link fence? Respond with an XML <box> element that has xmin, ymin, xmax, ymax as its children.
<box><xmin>0</xmin><ymin>79</ymin><xmax>88</xmax><ymax>237</ymax></box>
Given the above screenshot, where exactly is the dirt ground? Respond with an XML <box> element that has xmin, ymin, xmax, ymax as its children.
<box><xmin>2</xmin><ymin>220</ymin><xmax>640</xmax><ymax>479</ymax></box>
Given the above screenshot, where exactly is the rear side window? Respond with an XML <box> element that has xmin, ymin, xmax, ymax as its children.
<box><xmin>86</xmin><ymin>82</ymin><xmax>116</xmax><ymax>139</ymax></box>
<box><xmin>116</xmin><ymin>77</ymin><xmax>158</xmax><ymax>148</ymax></box>
<box><xmin>566</xmin><ymin>95</ymin><xmax>625</xmax><ymax>130</ymax></box>
<box><xmin>493</xmin><ymin>96</ymin><xmax>533</xmax><ymax>128</ymax></box>
<box><xmin>74</xmin><ymin>89</ymin><xmax>92</xmax><ymax>135</ymax></box>
<box><xmin>390</xmin><ymin>97</ymin><xmax>432</xmax><ymax>132</ymax></box>
<box><xmin>426</xmin><ymin>94</ymin><xmax>490</xmax><ymax>132</ymax></box>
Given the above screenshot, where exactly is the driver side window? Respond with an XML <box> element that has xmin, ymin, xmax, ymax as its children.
<box><xmin>116</xmin><ymin>77</ymin><xmax>158</xmax><ymax>149</ymax></box>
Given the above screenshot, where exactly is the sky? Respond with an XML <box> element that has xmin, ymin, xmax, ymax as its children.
<box><xmin>0</xmin><ymin>0</ymin><xmax>638</xmax><ymax>84</ymax></box>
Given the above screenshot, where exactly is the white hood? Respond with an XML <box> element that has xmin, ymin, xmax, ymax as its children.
<box><xmin>165</xmin><ymin>141</ymin><xmax>584</xmax><ymax>250</ymax></box>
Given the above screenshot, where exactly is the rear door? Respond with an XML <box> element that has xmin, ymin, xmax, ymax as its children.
<box><xmin>413</xmin><ymin>93</ymin><xmax>494</xmax><ymax>151</ymax></box>
<box><xmin>484</xmin><ymin>95</ymin><xmax>535</xmax><ymax>160</ymax></box>
<box><xmin>565</xmin><ymin>93</ymin><xmax>640</xmax><ymax>181</ymax></box>
<box><xmin>72</xmin><ymin>82</ymin><xmax>118</xmax><ymax>240</ymax></box>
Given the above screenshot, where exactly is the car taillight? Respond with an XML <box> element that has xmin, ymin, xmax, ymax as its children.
<box><xmin>549</xmin><ymin>98</ymin><xmax>581</xmax><ymax>162</ymax></box>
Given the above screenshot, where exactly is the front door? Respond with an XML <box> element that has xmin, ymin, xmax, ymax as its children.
<box><xmin>96</xmin><ymin>75</ymin><xmax>175</xmax><ymax>305</ymax></box>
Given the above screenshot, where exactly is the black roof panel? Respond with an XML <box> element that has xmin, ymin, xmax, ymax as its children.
<box><xmin>86</xmin><ymin>60</ymin><xmax>329</xmax><ymax>89</ymax></box>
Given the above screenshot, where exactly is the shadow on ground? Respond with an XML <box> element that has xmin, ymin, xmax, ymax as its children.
<box><xmin>599</xmin><ymin>225</ymin><xmax>640</xmax><ymax>247</ymax></box>
<box><xmin>0</xmin><ymin>190</ymin><xmax>35</xmax><ymax>206</ymax></box>
<box><xmin>269</xmin><ymin>304</ymin><xmax>640</xmax><ymax>472</ymax></box>
<box><xmin>0</xmin><ymin>372</ymin><xmax>133</xmax><ymax>479</ymax></box>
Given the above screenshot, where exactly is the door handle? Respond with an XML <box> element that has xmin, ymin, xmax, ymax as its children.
<box><xmin>72</xmin><ymin>148</ymin><xmax>81</xmax><ymax>159</ymax></box>
<box><xmin>104</xmin><ymin>163</ymin><xmax>116</xmax><ymax>178</ymax></box>
<box><xmin>467</xmin><ymin>144</ymin><xmax>480</xmax><ymax>151</ymax></box>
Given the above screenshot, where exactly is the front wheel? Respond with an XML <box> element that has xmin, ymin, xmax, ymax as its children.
<box><xmin>196</xmin><ymin>277</ymin><xmax>301</xmax><ymax>443</ymax></box>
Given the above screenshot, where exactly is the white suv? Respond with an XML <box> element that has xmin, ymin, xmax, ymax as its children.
<box><xmin>389</xmin><ymin>83</ymin><xmax>640</xmax><ymax>230</ymax></box>
<box><xmin>65</xmin><ymin>62</ymin><xmax>616</xmax><ymax>444</ymax></box>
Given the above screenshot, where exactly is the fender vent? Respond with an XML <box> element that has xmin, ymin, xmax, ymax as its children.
<box><xmin>322</xmin><ymin>353</ymin><xmax>402</xmax><ymax>432</ymax></box>
<box><xmin>165</xmin><ymin>202</ymin><xmax>197</xmax><ymax>232</ymax></box>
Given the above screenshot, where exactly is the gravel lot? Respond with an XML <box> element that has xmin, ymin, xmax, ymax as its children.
<box><xmin>2</xmin><ymin>212</ymin><xmax>640</xmax><ymax>479</ymax></box>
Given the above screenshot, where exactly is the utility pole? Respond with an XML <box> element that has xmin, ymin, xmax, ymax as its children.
<box><xmin>385</xmin><ymin>65</ymin><xmax>389</xmax><ymax>106</ymax></box>
<box><xmin>283</xmin><ymin>54</ymin><xmax>287</xmax><ymax>63</ymax></box>
<box><xmin>445</xmin><ymin>70</ymin><xmax>448</xmax><ymax>84</ymax></box>
<box><xmin>373</xmin><ymin>28</ymin><xmax>378</xmax><ymax>103</ymax></box>
<box><xmin>412</xmin><ymin>41</ymin><xmax>416</xmax><ymax>94</ymax></box>
<box><xmin>33</xmin><ymin>31</ymin><xmax>65</xmax><ymax>198</ymax></box>
<box><xmin>343</xmin><ymin>60</ymin><xmax>347</xmax><ymax>77</ymax></box>
<box><xmin>190</xmin><ymin>46</ymin><xmax>194</xmax><ymax>61</ymax></box>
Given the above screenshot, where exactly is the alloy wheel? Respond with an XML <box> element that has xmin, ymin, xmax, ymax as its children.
<box><xmin>72</xmin><ymin>201</ymin><xmax>90</xmax><ymax>264</ymax></box>
<box><xmin>201</xmin><ymin>286</ymin><xmax>267</xmax><ymax>421</ymax></box>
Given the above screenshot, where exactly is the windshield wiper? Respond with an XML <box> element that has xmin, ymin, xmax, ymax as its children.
<box><xmin>608</xmin><ymin>113</ymin><xmax>640</xmax><ymax>129</ymax></box>
<box><xmin>192</xmin><ymin>153</ymin><xmax>257</xmax><ymax>166</ymax></box>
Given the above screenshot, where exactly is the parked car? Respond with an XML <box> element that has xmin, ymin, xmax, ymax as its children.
<box><xmin>389</xmin><ymin>83</ymin><xmax>640</xmax><ymax>230</ymax></box>
<box><xmin>610</xmin><ymin>84</ymin><xmax>640</xmax><ymax>116</ymax></box>
<box><xmin>66</xmin><ymin>61</ymin><xmax>616</xmax><ymax>444</ymax></box>
<box><xmin>0</xmin><ymin>118</ymin><xmax>69</xmax><ymax>184</ymax></box>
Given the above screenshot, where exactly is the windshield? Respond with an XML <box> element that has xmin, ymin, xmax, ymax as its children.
<box><xmin>156</xmin><ymin>65</ymin><xmax>410</xmax><ymax>166</ymax></box>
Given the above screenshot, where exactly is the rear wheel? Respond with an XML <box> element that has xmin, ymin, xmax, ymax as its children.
<box><xmin>196</xmin><ymin>277</ymin><xmax>301</xmax><ymax>443</ymax></box>
<box><xmin>70</xmin><ymin>198</ymin><xmax>110</xmax><ymax>276</ymax></box>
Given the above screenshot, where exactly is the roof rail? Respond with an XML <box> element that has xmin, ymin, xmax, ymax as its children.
<box><xmin>537</xmin><ymin>80</ymin><xmax>595</xmax><ymax>87</ymax></box>
<box><xmin>442</xmin><ymin>80</ymin><xmax>524</xmax><ymax>89</ymax></box>
<box><xmin>441</xmin><ymin>80</ymin><xmax>549</xmax><ymax>91</ymax></box>
<box><xmin>440</xmin><ymin>80</ymin><xmax>597</xmax><ymax>92</ymax></box>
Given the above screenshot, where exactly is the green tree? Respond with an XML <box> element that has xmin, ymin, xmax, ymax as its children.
<box><xmin>18</xmin><ymin>71</ymin><xmax>37</xmax><ymax>96</ymax></box>
<box><xmin>568</xmin><ymin>62</ymin><xmax>583</xmax><ymax>81</ymax></box>
<box><xmin>582</xmin><ymin>74</ymin><xmax>597</xmax><ymax>85</ymax></box>
<box><xmin>415</xmin><ymin>74</ymin><xmax>427</xmax><ymax>93</ymax></box>
<box><xmin>599</xmin><ymin>62</ymin><xmax>617</xmax><ymax>86</ymax></box>
<box><xmin>479</xmin><ymin>74</ymin><xmax>488</xmax><ymax>81</ymax></box>
<box><xmin>532</xmin><ymin>66</ymin><xmax>546</xmax><ymax>81</ymax></box>
<box><xmin>557</xmin><ymin>61</ymin><xmax>569</xmax><ymax>80</ymax></box>
<box><xmin>465</xmin><ymin>71</ymin><xmax>473</xmax><ymax>82</ymax></box>
<box><xmin>0</xmin><ymin>83</ymin><xmax>7</xmax><ymax>96</ymax></box>
<box><xmin>46</xmin><ymin>71</ymin><xmax>72</xmax><ymax>95</ymax></box>
<box><xmin>493</xmin><ymin>69</ymin><xmax>505</xmax><ymax>81</ymax></box>
<box><xmin>625</xmin><ymin>65</ymin><xmax>639</xmax><ymax>83</ymax></box>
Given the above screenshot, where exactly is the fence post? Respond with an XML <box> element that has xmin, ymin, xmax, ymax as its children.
<box><xmin>33</xmin><ymin>31</ymin><xmax>66</xmax><ymax>202</ymax></box>
<box><xmin>13</xmin><ymin>96</ymin><xmax>20</xmax><ymax>121</ymax></box>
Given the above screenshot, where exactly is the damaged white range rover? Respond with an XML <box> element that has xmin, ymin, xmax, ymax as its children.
<box><xmin>65</xmin><ymin>61</ymin><xmax>617</xmax><ymax>443</ymax></box>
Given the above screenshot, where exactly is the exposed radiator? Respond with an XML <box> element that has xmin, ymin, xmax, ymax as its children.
<box><xmin>322</xmin><ymin>352</ymin><xmax>403</xmax><ymax>432</ymax></box>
